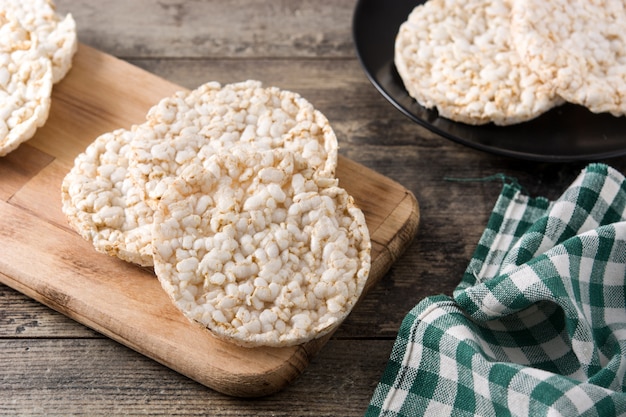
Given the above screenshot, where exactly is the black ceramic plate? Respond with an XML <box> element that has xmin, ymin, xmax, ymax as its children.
<box><xmin>352</xmin><ymin>0</ymin><xmax>626</xmax><ymax>162</ymax></box>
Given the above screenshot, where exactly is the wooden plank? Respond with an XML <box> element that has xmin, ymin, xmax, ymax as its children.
<box><xmin>0</xmin><ymin>44</ymin><xmax>419</xmax><ymax>397</ymax></box>
<box><xmin>0</xmin><ymin>338</ymin><xmax>392</xmax><ymax>417</ymax></box>
<box><xmin>0</xmin><ymin>281</ymin><xmax>98</xmax><ymax>337</ymax></box>
<box><xmin>0</xmin><ymin>144</ymin><xmax>53</xmax><ymax>202</ymax></box>
<box><xmin>9</xmin><ymin>159</ymin><xmax>68</xmax><ymax>228</ymax></box>
<box><xmin>55</xmin><ymin>0</ymin><xmax>356</xmax><ymax>59</ymax></box>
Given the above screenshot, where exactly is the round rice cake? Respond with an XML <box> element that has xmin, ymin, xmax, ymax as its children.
<box><xmin>0</xmin><ymin>11</ymin><xmax>53</xmax><ymax>157</ymax></box>
<box><xmin>128</xmin><ymin>80</ymin><xmax>338</xmax><ymax>208</ymax></box>
<box><xmin>61</xmin><ymin>128</ymin><xmax>155</xmax><ymax>266</ymax></box>
<box><xmin>0</xmin><ymin>0</ymin><xmax>78</xmax><ymax>83</ymax></box>
<box><xmin>394</xmin><ymin>0</ymin><xmax>562</xmax><ymax>125</ymax></box>
<box><xmin>511</xmin><ymin>0</ymin><xmax>626</xmax><ymax>116</ymax></box>
<box><xmin>152</xmin><ymin>149</ymin><xmax>371</xmax><ymax>347</ymax></box>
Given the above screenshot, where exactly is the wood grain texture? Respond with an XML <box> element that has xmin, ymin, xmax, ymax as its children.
<box><xmin>0</xmin><ymin>44</ymin><xmax>418</xmax><ymax>397</ymax></box>
<box><xmin>1</xmin><ymin>338</ymin><xmax>391</xmax><ymax>416</ymax></box>
<box><xmin>54</xmin><ymin>0</ymin><xmax>355</xmax><ymax>59</ymax></box>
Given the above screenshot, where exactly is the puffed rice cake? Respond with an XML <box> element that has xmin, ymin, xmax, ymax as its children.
<box><xmin>394</xmin><ymin>0</ymin><xmax>562</xmax><ymax>125</ymax></box>
<box><xmin>63</xmin><ymin>80</ymin><xmax>339</xmax><ymax>267</ymax></box>
<box><xmin>510</xmin><ymin>0</ymin><xmax>626</xmax><ymax>116</ymax></box>
<box><xmin>151</xmin><ymin>148</ymin><xmax>371</xmax><ymax>347</ymax></box>
<box><xmin>128</xmin><ymin>80</ymin><xmax>338</xmax><ymax>208</ymax></box>
<box><xmin>0</xmin><ymin>11</ymin><xmax>53</xmax><ymax>157</ymax></box>
<box><xmin>61</xmin><ymin>129</ymin><xmax>156</xmax><ymax>266</ymax></box>
<box><xmin>0</xmin><ymin>0</ymin><xmax>77</xmax><ymax>83</ymax></box>
<box><xmin>0</xmin><ymin>0</ymin><xmax>77</xmax><ymax>156</ymax></box>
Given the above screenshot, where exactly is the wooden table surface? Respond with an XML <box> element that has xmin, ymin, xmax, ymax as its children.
<box><xmin>2</xmin><ymin>1</ymin><xmax>625</xmax><ymax>415</ymax></box>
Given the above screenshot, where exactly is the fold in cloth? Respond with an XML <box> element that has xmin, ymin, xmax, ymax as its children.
<box><xmin>367</xmin><ymin>163</ymin><xmax>626</xmax><ymax>417</ymax></box>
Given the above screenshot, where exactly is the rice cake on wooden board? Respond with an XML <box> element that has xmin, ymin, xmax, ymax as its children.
<box><xmin>0</xmin><ymin>44</ymin><xmax>419</xmax><ymax>397</ymax></box>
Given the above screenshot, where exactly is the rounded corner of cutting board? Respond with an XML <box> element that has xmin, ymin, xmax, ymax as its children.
<box><xmin>198</xmin><ymin>339</ymin><xmax>324</xmax><ymax>398</ymax></box>
<box><xmin>407</xmin><ymin>190</ymin><xmax>421</xmax><ymax>235</ymax></box>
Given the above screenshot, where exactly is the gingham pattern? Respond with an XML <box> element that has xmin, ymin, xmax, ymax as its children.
<box><xmin>367</xmin><ymin>164</ymin><xmax>626</xmax><ymax>417</ymax></box>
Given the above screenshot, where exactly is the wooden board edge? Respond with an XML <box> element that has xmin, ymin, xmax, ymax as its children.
<box><xmin>366</xmin><ymin>190</ymin><xmax>420</xmax><ymax>292</ymax></box>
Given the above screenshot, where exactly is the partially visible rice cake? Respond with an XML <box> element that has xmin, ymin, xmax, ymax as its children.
<box><xmin>151</xmin><ymin>149</ymin><xmax>371</xmax><ymax>347</ymax></box>
<box><xmin>128</xmin><ymin>80</ymin><xmax>338</xmax><ymax>208</ymax></box>
<box><xmin>61</xmin><ymin>129</ymin><xmax>155</xmax><ymax>266</ymax></box>
<box><xmin>511</xmin><ymin>0</ymin><xmax>626</xmax><ymax>116</ymax></box>
<box><xmin>394</xmin><ymin>0</ymin><xmax>561</xmax><ymax>125</ymax></box>
<box><xmin>0</xmin><ymin>0</ymin><xmax>77</xmax><ymax>83</ymax></box>
<box><xmin>0</xmin><ymin>0</ymin><xmax>76</xmax><ymax>156</ymax></box>
<box><xmin>0</xmin><ymin>11</ymin><xmax>53</xmax><ymax>157</ymax></box>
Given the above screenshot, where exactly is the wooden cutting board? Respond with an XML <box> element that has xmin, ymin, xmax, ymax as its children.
<box><xmin>0</xmin><ymin>44</ymin><xmax>419</xmax><ymax>397</ymax></box>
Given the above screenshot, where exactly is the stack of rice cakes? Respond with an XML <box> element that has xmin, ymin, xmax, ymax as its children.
<box><xmin>0</xmin><ymin>0</ymin><xmax>77</xmax><ymax>156</ymax></box>
<box><xmin>62</xmin><ymin>80</ymin><xmax>372</xmax><ymax>348</ymax></box>
<box><xmin>395</xmin><ymin>0</ymin><xmax>626</xmax><ymax>125</ymax></box>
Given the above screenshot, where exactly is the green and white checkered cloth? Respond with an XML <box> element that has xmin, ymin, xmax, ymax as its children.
<box><xmin>367</xmin><ymin>163</ymin><xmax>626</xmax><ymax>417</ymax></box>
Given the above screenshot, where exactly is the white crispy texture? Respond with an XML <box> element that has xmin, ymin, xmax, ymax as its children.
<box><xmin>61</xmin><ymin>80</ymin><xmax>338</xmax><ymax>268</ymax></box>
<box><xmin>0</xmin><ymin>11</ymin><xmax>53</xmax><ymax>157</ymax></box>
<box><xmin>511</xmin><ymin>0</ymin><xmax>626</xmax><ymax>116</ymax></box>
<box><xmin>128</xmin><ymin>80</ymin><xmax>338</xmax><ymax>208</ymax></box>
<box><xmin>0</xmin><ymin>0</ymin><xmax>78</xmax><ymax>83</ymax></box>
<box><xmin>152</xmin><ymin>149</ymin><xmax>371</xmax><ymax>347</ymax></box>
<box><xmin>394</xmin><ymin>0</ymin><xmax>562</xmax><ymax>125</ymax></box>
<box><xmin>61</xmin><ymin>129</ymin><xmax>155</xmax><ymax>266</ymax></box>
